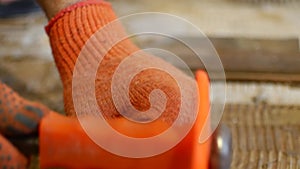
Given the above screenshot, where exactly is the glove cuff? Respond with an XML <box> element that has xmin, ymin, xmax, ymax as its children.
<box><xmin>46</xmin><ymin>0</ymin><xmax>114</xmax><ymax>85</ymax></box>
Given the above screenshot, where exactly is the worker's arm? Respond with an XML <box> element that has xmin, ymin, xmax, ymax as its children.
<box><xmin>36</xmin><ymin>0</ymin><xmax>80</xmax><ymax>19</ymax></box>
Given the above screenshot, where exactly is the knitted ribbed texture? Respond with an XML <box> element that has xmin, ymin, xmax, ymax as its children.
<box><xmin>47</xmin><ymin>0</ymin><xmax>196</xmax><ymax>125</ymax></box>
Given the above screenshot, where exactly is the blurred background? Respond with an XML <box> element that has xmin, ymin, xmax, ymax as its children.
<box><xmin>0</xmin><ymin>0</ymin><xmax>300</xmax><ymax>168</ymax></box>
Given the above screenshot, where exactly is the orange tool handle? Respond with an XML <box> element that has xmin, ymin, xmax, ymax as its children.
<box><xmin>39</xmin><ymin>70</ymin><xmax>210</xmax><ymax>169</ymax></box>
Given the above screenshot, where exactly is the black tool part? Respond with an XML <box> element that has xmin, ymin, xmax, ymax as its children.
<box><xmin>8</xmin><ymin>134</ymin><xmax>39</xmax><ymax>157</ymax></box>
<box><xmin>210</xmin><ymin>124</ymin><xmax>232</xmax><ymax>169</ymax></box>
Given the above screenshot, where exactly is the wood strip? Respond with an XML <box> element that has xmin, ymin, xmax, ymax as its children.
<box><xmin>222</xmin><ymin>104</ymin><xmax>300</xmax><ymax>168</ymax></box>
<box><xmin>258</xmin><ymin>151</ymin><xmax>268</xmax><ymax>169</ymax></box>
<box><xmin>210</xmin><ymin>38</ymin><xmax>300</xmax><ymax>74</ymax></box>
<box><xmin>230</xmin><ymin>125</ymin><xmax>239</xmax><ymax>168</ymax></box>
<box><xmin>141</xmin><ymin>37</ymin><xmax>300</xmax><ymax>72</ymax></box>
<box><xmin>237</xmin><ymin>151</ymin><xmax>249</xmax><ymax>169</ymax></box>
<box><xmin>140</xmin><ymin>37</ymin><xmax>300</xmax><ymax>82</ymax></box>
<box><xmin>267</xmin><ymin>150</ymin><xmax>277</xmax><ymax>168</ymax></box>
<box><xmin>224</xmin><ymin>72</ymin><xmax>300</xmax><ymax>82</ymax></box>
<box><xmin>248</xmin><ymin>150</ymin><xmax>259</xmax><ymax>169</ymax></box>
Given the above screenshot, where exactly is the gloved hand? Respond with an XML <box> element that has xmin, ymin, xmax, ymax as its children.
<box><xmin>38</xmin><ymin>0</ymin><xmax>207</xmax><ymax>168</ymax></box>
<box><xmin>1</xmin><ymin>0</ymin><xmax>209</xmax><ymax>168</ymax></box>
<box><xmin>43</xmin><ymin>0</ymin><xmax>197</xmax><ymax>123</ymax></box>
<box><xmin>0</xmin><ymin>0</ymin><xmax>211</xmax><ymax>168</ymax></box>
<box><xmin>0</xmin><ymin>81</ymin><xmax>51</xmax><ymax>169</ymax></box>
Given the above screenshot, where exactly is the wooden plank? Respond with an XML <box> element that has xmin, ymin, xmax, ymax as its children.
<box><xmin>138</xmin><ymin>37</ymin><xmax>300</xmax><ymax>81</ymax></box>
<box><xmin>210</xmin><ymin>38</ymin><xmax>300</xmax><ymax>74</ymax></box>
<box><xmin>224</xmin><ymin>72</ymin><xmax>300</xmax><ymax>82</ymax></box>
<box><xmin>138</xmin><ymin>37</ymin><xmax>300</xmax><ymax>74</ymax></box>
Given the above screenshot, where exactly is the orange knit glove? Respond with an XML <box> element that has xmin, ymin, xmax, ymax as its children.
<box><xmin>0</xmin><ymin>81</ymin><xmax>51</xmax><ymax>168</ymax></box>
<box><xmin>0</xmin><ymin>134</ymin><xmax>27</xmax><ymax>169</ymax></box>
<box><xmin>46</xmin><ymin>1</ymin><xmax>199</xmax><ymax>168</ymax></box>
<box><xmin>0</xmin><ymin>82</ymin><xmax>50</xmax><ymax>136</ymax></box>
<box><xmin>46</xmin><ymin>0</ymin><xmax>196</xmax><ymax>123</ymax></box>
